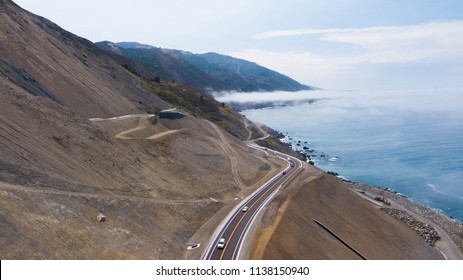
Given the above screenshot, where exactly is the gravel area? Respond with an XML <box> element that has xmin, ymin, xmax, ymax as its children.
<box><xmin>343</xmin><ymin>180</ymin><xmax>463</xmax><ymax>254</ymax></box>
<box><xmin>380</xmin><ymin>208</ymin><xmax>440</xmax><ymax>246</ymax></box>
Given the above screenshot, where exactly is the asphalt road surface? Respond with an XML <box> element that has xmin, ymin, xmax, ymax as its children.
<box><xmin>203</xmin><ymin>147</ymin><xmax>304</xmax><ymax>260</ymax></box>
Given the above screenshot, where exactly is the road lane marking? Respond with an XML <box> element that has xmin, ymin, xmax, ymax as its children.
<box><xmin>219</xmin><ymin>171</ymin><xmax>289</xmax><ymax>260</ymax></box>
<box><xmin>206</xmin><ymin>142</ymin><xmax>305</xmax><ymax>260</ymax></box>
<box><xmin>203</xmin><ymin>167</ymin><xmax>286</xmax><ymax>259</ymax></box>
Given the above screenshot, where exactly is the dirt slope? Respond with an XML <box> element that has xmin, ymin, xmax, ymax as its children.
<box><xmin>0</xmin><ymin>74</ymin><xmax>279</xmax><ymax>259</ymax></box>
<box><xmin>255</xmin><ymin>174</ymin><xmax>445</xmax><ymax>259</ymax></box>
<box><xmin>0</xmin><ymin>0</ymin><xmax>277</xmax><ymax>259</ymax></box>
<box><xmin>1</xmin><ymin>0</ymin><xmax>458</xmax><ymax>260</ymax></box>
<box><xmin>0</xmin><ymin>0</ymin><xmax>171</xmax><ymax>118</ymax></box>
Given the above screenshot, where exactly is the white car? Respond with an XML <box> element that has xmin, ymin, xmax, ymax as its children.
<box><xmin>217</xmin><ymin>238</ymin><xmax>226</xmax><ymax>249</ymax></box>
<box><xmin>242</xmin><ymin>206</ymin><xmax>249</xmax><ymax>212</ymax></box>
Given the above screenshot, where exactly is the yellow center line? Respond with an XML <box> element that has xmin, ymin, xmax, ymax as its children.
<box><xmin>219</xmin><ymin>172</ymin><xmax>289</xmax><ymax>260</ymax></box>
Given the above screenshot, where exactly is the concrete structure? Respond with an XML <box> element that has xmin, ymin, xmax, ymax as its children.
<box><xmin>159</xmin><ymin>108</ymin><xmax>187</xmax><ymax>120</ymax></box>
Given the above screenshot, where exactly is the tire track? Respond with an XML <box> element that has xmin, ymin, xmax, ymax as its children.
<box><xmin>0</xmin><ymin>182</ymin><xmax>211</xmax><ymax>205</ymax></box>
<box><xmin>207</xmin><ymin>121</ymin><xmax>246</xmax><ymax>190</ymax></box>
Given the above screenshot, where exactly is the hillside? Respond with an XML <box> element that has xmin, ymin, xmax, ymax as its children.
<box><xmin>96</xmin><ymin>41</ymin><xmax>313</xmax><ymax>93</ymax></box>
<box><xmin>0</xmin><ymin>0</ymin><xmax>276</xmax><ymax>259</ymax></box>
<box><xmin>251</xmin><ymin>172</ymin><xmax>462</xmax><ymax>259</ymax></box>
<box><xmin>2</xmin><ymin>0</ymin><xmax>461</xmax><ymax>260</ymax></box>
<box><xmin>176</xmin><ymin>51</ymin><xmax>313</xmax><ymax>92</ymax></box>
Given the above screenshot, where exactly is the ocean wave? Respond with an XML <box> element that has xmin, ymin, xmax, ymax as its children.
<box><xmin>337</xmin><ymin>175</ymin><xmax>350</xmax><ymax>182</ymax></box>
<box><xmin>426</xmin><ymin>183</ymin><xmax>447</xmax><ymax>195</ymax></box>
<box><xmin>396</xmin><ymin>193</ymin><xmax>408</xmax><ymax>198</ymax></box>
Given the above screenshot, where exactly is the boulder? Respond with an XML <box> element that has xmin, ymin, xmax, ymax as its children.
<box><xmin>97</xmin><ymin>213</ymin><xmax>106</xmax><ymax>222</ymax></box>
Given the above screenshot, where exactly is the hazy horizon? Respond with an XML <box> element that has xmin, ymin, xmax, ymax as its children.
<box><xmin>216</xmin><ymin>86</ymin><xmax>463</xmax><ymax>112</ymax></box>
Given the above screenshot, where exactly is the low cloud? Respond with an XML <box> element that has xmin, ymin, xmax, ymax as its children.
<box><xmin>216</xmin><ymin>87</ymin><xmax>463</xmax><ymax>114</ymax></box>
<box><xmin>215</xmin><ymin>90</ymin><xmax>325</xmax><ymax>103</ymax></box>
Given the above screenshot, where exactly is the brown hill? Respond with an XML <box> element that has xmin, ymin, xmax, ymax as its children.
<box><xmin>0</xmin><ymin>1</ymin><xmax>176</xmax><ymax>118</ymax></box>
<box><xmin>0</xmin><ymin>0</ymin><xmax>274</xmax><ymax>259</ymax></box>
<box><xmin>252</xmin><ymin>173</ymin><xmax>447</xmax><ymax>259</ymax></box>
<box><xmin>1</xmin><ymin>0</ymin><xmax>460</xmax><ymax>260</ymax></box>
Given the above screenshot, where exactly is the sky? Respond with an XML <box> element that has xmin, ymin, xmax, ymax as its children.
<box><xmin>13</xmin><ymin>0</ymin><xmax>463</xmax><ymax>90</ymax></box>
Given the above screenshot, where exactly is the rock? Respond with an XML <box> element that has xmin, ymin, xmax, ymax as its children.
<box><xmin>97</xmin><ymin>213</ymin><xmax>106</xmax><ymax>222</ymax></box>
<box><xmin>374</xmin><ymin>196</ymin><xmax>391</xmax><ymax>205</ymax></box>
<box><xmin>380</xmin><ymin>208</ymin><xmax>441</xmax><ymax>246</ymax></box>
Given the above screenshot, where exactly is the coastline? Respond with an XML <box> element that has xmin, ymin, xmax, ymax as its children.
<box><xmin>241</xmin><ymin>90</ymin><xmax>463</xmax><ymax>225</ymax></box>
<box><xmin>249</xmin><ymin>121</ymin><xmax>462</xmax><ymax>258</ymax></box>
<box><xmin>275</xmin><ymin>129</ymin><xmax>463</xmax><ymax>253</ymax></box>
<box><xmin>339</xmin><ymin>177</ymin><xmax>463</xmax><ymax>258</ymax></box>
<box><xmin>250</xmin><ymin>164</ymin><xmax>457</xmax><ymax>259</ymax></box>
<box><xmin>258</xmin><ymin>125</ymin><xmax>463</xmax><ymax>258</ymax></box>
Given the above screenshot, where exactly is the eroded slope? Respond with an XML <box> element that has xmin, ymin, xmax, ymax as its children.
<box><xmin>255</xmin><ymin>174</ymin><xmax>445</xmax><ymax>259</ymax></box>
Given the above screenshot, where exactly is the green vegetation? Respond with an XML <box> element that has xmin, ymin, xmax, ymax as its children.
<box><xmin>96</xmin><ymin>41</ymin><xmax>313</xmax><ymax>144</ymax></box>
<box><xmin>129</xmin><ymin>72</ymin><xmax>249</xmax><ymax>140</ymax></box>
<box><xmin>96</xmin><ymin>41</ymin><xmax>313</xmax><ymax>92</ymax></box>
<box><xmin>177</xmin><ymin>51</ymin><xmax>313</xmax><ymax>92</ymax></box>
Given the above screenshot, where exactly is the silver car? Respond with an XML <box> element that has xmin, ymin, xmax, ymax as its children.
<box><xmin>217</xmin><ymin>238</ymin><xmax>226</xmax><ymax>249</ymax></box>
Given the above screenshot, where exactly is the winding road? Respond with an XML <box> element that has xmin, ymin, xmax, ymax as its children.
<box><xmin>202</xmin><ymin>146</ymin><xmax>304</xmax><ymax>260</ymax></box>
<box><xmin>90</xmin><ymin>115</ymin><xmax>306</xmax><ymax>259</ymax></box>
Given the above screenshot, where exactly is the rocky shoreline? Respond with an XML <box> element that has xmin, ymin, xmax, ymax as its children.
<box><xmin>258</xmin><ymin>126</ymin><xmax>463</xmax><ymax>257</ymax></box>
<box><xmin>268</xmin><ymin>128</ymin><xmax>463</xmax><ymax>255</ymax></box>
<box><xmin>343</xmin><ymin>179</ymin><xmax>463</xmax><ymax>254</ymax></box>
<box><xmin>380</xmin><ymin>208</ymin><xmax>440</xmax><ymax>246</ymax></box>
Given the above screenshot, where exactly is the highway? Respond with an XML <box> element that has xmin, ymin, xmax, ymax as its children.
<box><xmin>202</xmin><ymin>146</ymin><xmax>304</xmax><ymax>260</ymax></box>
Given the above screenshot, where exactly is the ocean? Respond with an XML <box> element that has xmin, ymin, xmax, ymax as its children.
<box><xmin>220</xmin><ymin>88</ymin><xmax>463</xmax><ymax>222</ymax></box>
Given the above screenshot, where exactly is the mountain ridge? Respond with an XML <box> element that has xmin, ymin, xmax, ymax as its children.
<box><xmin>1</xmin><ymin>0</ymin><xmax>278</xmax><ymax>259</ymax></box>
<box><xmin>2</xmin><ymin>0</ymin><xmax>460</xmax><ymax>261</ymax></box>
<box><xmin>96</xmin><ymin>41</ymin><xmax>314</xmax><ymax>93</ymax></box>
